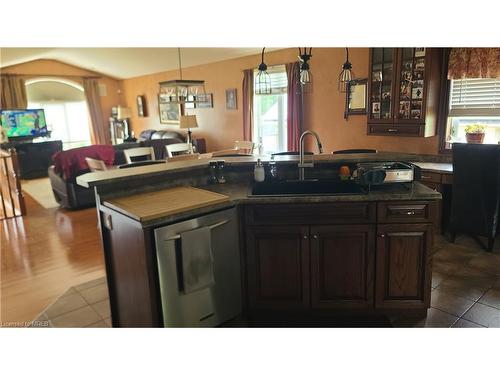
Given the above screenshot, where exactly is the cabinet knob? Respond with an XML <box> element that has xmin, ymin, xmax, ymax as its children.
<box><xmin>313</xmin><ymin>234</ymin><xmax>318</xmax><ymax>239</ymax></box>
<box><xmin>379</xmin><ymin>234</ymin><xmax>385</xmax><ymax>238</ymax></box>
<box><xmin>303</xmin><ymin>235</ymin><xmax>308</xmax><ymax>239</ymax></box>
<box><xmin>406</xmin><ymin>211</ymin><xmax>416</xmax><ymax>215</ymax></box>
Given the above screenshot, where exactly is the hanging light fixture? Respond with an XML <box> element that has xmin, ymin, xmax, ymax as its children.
<box><xmin>255</xmin><ymin>47</ymin><xmax>271</xmax><ymax>95</ymax></box>
<box><xmin>298</xmin><ymin>47</ymin><xmax>313</xmax><ymax>85</ymax></box>
<box><xmin>159</xmin><ymin>48</ymin><xmax>207</xmax><ymax>104</ymax></box>
<box><xmin>338</xmin><ymin>47</ymin><xmax>353</xmax><ymax>93</ymax></box>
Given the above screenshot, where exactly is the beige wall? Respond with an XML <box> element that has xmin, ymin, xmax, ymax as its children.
<box><xmin>1</xmin><ymin>59</ymin><xmax>124</xmax><ymax>141</ymax></box>
<box><xmin>121</xmin><ymin>48</ymin><xmax>441</xmax><ymax>154</ymax></box>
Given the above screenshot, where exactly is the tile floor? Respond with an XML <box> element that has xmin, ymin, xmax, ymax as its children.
<box><xmin>391</xmin><ymin>234</ymin><xmax>500</xmax><ymax>327</ymax></box>
<box><xmin>30</xmin><ymin>277</ymin><xmax>111</xmax><ymax>328</ymax></box>
<box><xmin>30</xmin><ymin>234</ymin><xmax>500</xmax><ymax>328</ymax></box>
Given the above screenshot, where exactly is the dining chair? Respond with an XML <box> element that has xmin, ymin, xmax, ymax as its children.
<box><xmin>123</xmin><ymin>147</ymin><xmax>156</xmax><ymax>163</ymax></box>
<box><xmin>332</xmin><ymin>149</ymin><xmax>377</xmax><ymax>154</ymax></box>
<box><xmin>85</xmin><ymin>157</ymin><xmax>107</xmax><ymax>172</ymax></box>
<box><xmin>165</xmin><ymin>143</ymin><xmax>192</xmax><ymax>157</ymax></box>
<box><xmin>234</xmin><ymin>140</ymin><xmax>255</xmax><ymax>154</ymax></box>
<box><xmin>166</xmin><ymin>153</ymin><xmax>200</xmax><ymax>162</ymax></box>
<box><xmin>448</xmin><ymin>143</ymin><xmax>500</xmax><ymax>251</ymax></box>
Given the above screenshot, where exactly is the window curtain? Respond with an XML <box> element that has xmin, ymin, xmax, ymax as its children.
<box><xmin>242</xmin><ymin>69</ymin><xmax>254</xmax><ymax>141</ymax></box>
<box><xmin>0</xmin><ymin>74</ymin><xmax>27</xmax><ymax>109</ymax></box>
<box><xmin>82</xmin><ymin>78</ymin><xmax>108</xmax><ymax>145</ymax></box>
<box><xmin>448</xmin><ymin>48</ymin><xmax>500</xmax><ymax>79</ymax></box>
<box><xmin>286</xmin><ymin>62</ymin><xmax>302</xmax><ymax>152</ymax></box>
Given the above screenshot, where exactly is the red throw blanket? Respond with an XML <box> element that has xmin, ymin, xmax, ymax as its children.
<box><xmin>52</xmin><ymin>145</ymin><xmax>115</xmax><ymax>180</ymax></box>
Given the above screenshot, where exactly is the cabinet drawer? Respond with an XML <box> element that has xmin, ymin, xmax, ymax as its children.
<box><xmin>377</xmin><ymin>201</ymin><xmax>435</xmax><ymax>223</ymax></box>
<box><xmin>419</xmin><ymin>171</ymin><xmax>442</xmax><ymax>183</ymax></box>
<box><xmin>368</xmin><ymin>124</ymin><xmax>423</xmax><ymax>137</ymax></box>
<box><xmin>245</xmin><ymin>203</ymin><xmax>376</xmax><ymax>225</ymax></box>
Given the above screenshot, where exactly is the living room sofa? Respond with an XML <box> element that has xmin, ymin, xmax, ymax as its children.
<box><xmin>48</xmin><ymin>130</ymin><xmax>206</xmax><ymax>209</ymax></box>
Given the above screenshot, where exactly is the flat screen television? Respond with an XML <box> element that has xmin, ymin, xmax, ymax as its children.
<box><xmin>0</xmin><ymin>109</ymin><xmax>49</xmax><ymax>138</ymax></box>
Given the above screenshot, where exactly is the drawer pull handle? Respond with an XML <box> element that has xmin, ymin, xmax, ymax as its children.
<box><xmin>164</xmin><ymin>220</ymin><xmax>229</xmax><ymax>241</ymax></box>
<box><xmin>406</xmin><ymin>211</ymin><xmax>416</xmax><ymax>215</ymax></box>
<box><xmin>387</xmin><ymin>129</ymin><xmax>398</xmax><ymax>132</ymax></box>
<box><xmin>421</xmin><ymin>176</ymin><xmax>431</xmax><ymax>179</ymax></box>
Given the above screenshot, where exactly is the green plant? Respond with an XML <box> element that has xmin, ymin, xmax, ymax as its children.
<box><xmin>464</xmin><ymin>123</ymin><xmax>487</xmax><ymax>134</ymax></box>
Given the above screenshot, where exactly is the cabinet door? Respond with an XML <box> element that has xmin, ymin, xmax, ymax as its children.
<box><xmin>246</xmin><ymin>225</ymin><xmax>310</xmax><ymax>310</ymax></box>
<box><xmin>310</xmin><ymin>225</ymin><xmax>375</xmax><ymax>309</ymax></box>
<box><xmin>375</xmin><ymin>224</ymin><xmax>432</xmax><ymax>309</ymax></box>
<box><xmin>395</xmin><ymin>48</ymin><xmax>428</xmax><ymax>124</ymax></box>
<box><xmin>368</xmin><ymin>48</ymin><xmax>397</xmax><ymax>124</ymax></box>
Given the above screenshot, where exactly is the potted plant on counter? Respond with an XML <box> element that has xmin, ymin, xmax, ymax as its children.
<box><xmin>464</xmin><ymin>123</ymin><xmax>487</xmax><ymax>144</ymax></box>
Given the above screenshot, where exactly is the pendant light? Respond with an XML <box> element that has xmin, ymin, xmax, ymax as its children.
<box><xmin>338</xmin><ymin>47</ymin><xmax>353</xmax><ymax>93</ymax></box>
<box><xmin>298</xmin><ymin>47</ymin><xmax>313</xmax><ymax>85</ymax></box>
<box><xmin>159</xmin><ymin>48</ymin><xmax>207</xmax><ymax>104</ymax></box>
<box><xmin>298</xmin><ymin>47</ymin><xmax>313</xmax><ymax>94</ymax></box>
<box><xmin>255</xmin><ymin>48</ymin><xmax>271</xmax><ymax>95</ymax></box>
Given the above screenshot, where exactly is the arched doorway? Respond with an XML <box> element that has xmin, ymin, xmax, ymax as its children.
<box><xmin>25</xmin><ymin>78</ymin><xmax>91</xmax><ymax>149</ymax></box>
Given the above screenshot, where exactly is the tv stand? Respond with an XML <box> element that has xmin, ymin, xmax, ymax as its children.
<box><xmin>0</xmin><ymin>139</ymin><xmax>62</xmax><ymax>179</ymax></box>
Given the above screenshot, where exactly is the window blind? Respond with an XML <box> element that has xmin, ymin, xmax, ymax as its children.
<box><xmin>254</xmin><ymin>65</ymin><xmax>288</xmax><ymax>94</ymax></box>
<box><xmin>449</xmin><ymin>78</ymin><xmax>500</xmax><ymax>117</ymax></box>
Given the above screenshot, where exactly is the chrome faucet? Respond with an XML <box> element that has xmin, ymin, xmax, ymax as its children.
<box><xmin>298</xmin><ymin>130</ymin><xmax>323</xmax><ymax>180</ymax></box>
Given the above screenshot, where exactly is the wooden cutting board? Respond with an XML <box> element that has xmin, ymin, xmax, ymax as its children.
<box><xmin>104</xmin><ymin>186</ymin><xmax>230</xmax><ymax>222</ymax></box>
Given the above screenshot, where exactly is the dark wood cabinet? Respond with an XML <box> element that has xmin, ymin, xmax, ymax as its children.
<box><xmin>310</xmin><ymin>225</ymin><xmax>375</xmax><ymax>309</ymax></box>
<box><xmin>375</xmin><ymin>224</ymin><xmax>432</xmax><ymax>310</ymax></box>
<box><xmin>368</xmin><ymin>48</ymin><xmax>443</xmax><ymax>137</ymax></box>
<box><xmin>245</xmin><ymin>225</ymin><xmax>310</xmax><ymax>310</ymax></box>
<box><xmin>243</xmin><ymin>202</ymin><xmax>435</xmax><ymax>317</ymax></box>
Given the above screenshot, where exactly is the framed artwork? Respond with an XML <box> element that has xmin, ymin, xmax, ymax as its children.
<box><xmin>225</xmin><ymin>88</ymin><xmax>237</xmax><ymax>110</ymax></box>
<box><xmin>344</xmin><ymin>79</ymin><xmax>368</xmax><ymax>119</ymax></box>
<box><xmin>195</xmin><ymin>93</ymin><xmax>213</xmax><ymax>108</ymax></box>
<box><xmin>137</xmin><ymin>95</ymin><xmax>147</xmax><ymax>117</ymax></box>
<box><xmin>158</xmin><ymin>96</ymin><xmax>183</xmax><ymax>124</ymax></box>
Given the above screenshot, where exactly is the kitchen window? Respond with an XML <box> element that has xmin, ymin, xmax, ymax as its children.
<box><xmin>444</xmin><ymin>77</ymin><xmax>500</xmax><ymax>149</ymax></box>
<box><xmin>253</xmin><ymin>65</ymin><xmax>288</xmax><ymax>154</ymax></box>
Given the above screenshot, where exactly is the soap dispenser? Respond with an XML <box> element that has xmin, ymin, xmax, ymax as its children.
<box><xmin>254</xmin><ymin>159</ymin><xmax>265</xmax><ymax>182</ymax></box>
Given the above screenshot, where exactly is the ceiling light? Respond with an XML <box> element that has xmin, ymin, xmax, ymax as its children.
<box><xmin>338</xmin><ymin>48</ymin><xmax>353</xmax><ymax>93</ymax></box>
<box><xmin>298</xmin><ymin>47</ymin><xmax>313</xmax><ymax>85</ymax></box>
<box><xmin>255</xmin><ymin>48</ymin><xmax>271</xmax><ymax>95</ymax></box>
<box><xmin>159</xmin><ymin>48</ymin><xmax>207</xmax><ymax>104</ymax></box>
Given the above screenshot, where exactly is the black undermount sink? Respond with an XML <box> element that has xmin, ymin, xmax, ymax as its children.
<box><xmin>251</xmin><ymin>179</ymin><xmax>367</xmax><ymax>196</ymax></box>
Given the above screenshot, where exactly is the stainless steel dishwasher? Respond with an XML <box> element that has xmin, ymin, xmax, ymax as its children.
<box><xmin>154</xmin><ymin>207</ymin><xmax>241</xmax><ymax>327</ymax></box>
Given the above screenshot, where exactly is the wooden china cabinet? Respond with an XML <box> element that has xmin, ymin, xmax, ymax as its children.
<box><xmin>367</xmin><ymin>48</ymin><xmax>443</xmax><ymax>137</ymax></box>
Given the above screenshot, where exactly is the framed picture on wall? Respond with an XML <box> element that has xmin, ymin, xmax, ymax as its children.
<box><xmin>137</xmin><ymin>95</ymin><xmax>147</xmax><ymax>117</ymax></box>
<box><xmin>158</xmin><ymin>96</ymin><xmax>183</xmax><ymax>124</ymax></box>
<box><xmin>225</xmin><ymin>88</ymin><xmax>237</xmax><ymax>110</ymax></box>
<box><xmin>344</xmin><ymin>78</ymin><xmax>368</xmax><ymax>119</ymax></box>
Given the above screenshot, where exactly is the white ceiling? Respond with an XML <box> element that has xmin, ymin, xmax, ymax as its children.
<box><xmin>0</xmin><ymin>48</ymin><xmax>281</xmax><ymax>79</ymax></box>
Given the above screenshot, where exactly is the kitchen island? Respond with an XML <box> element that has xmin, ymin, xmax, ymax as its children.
<box><xmin>77</xmin><ymin>153</ymin><xmax>442</xmax><ymax>327</ymax></box>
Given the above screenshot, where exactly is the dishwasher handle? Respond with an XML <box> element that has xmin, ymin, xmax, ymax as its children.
<box><xmin>163</xmin><ymin>220</ymin><xmax>229</xmax><ymax>241</ymax></box>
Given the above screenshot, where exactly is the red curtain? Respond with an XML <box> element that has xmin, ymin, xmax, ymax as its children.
<box><xmin>286</xmin><ymin>62</ymin><xmax>302</xmax><ymax>152</ymax></box>
<box><xmin>448</xmin><ymin>48</ymin><xmax>500</xmax><ymax>79</ymax></box>
<box><xmin>242</xmin><ymin>69</ymin><xmax>254</xmax><ymax>141</ymax></box>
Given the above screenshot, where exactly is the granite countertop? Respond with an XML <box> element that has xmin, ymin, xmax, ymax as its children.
<box><xmin>77</xmin><ymin>151</ymin><xmax>453</xmax><ymax>188</ymax></box>
<box><xmin>111</xmin><ymin>181</ymin><xmax>442</xmax><ymax>227</ymax></box>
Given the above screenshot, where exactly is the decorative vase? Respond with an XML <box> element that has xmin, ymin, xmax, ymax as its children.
<box><xmin>465</xmin><ymin>133</ymin><xmax>485</xmax><ymax>144</ymax></box>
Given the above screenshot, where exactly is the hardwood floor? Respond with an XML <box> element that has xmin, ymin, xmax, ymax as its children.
<box><xmin>1</xmin><ymin>194</ymin><xmax>105</xmax><ymax>324</ymax></box>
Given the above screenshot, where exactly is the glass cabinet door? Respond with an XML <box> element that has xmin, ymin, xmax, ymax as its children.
<box><xmin>397</xmin><ymin>48</ymin><xmax>426</xmax><ymax>121</ymax></box>
<box><xmin>370</xmin><ymin>48</ymin><xmax>394</xmax><ymax>121</ymax></box>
